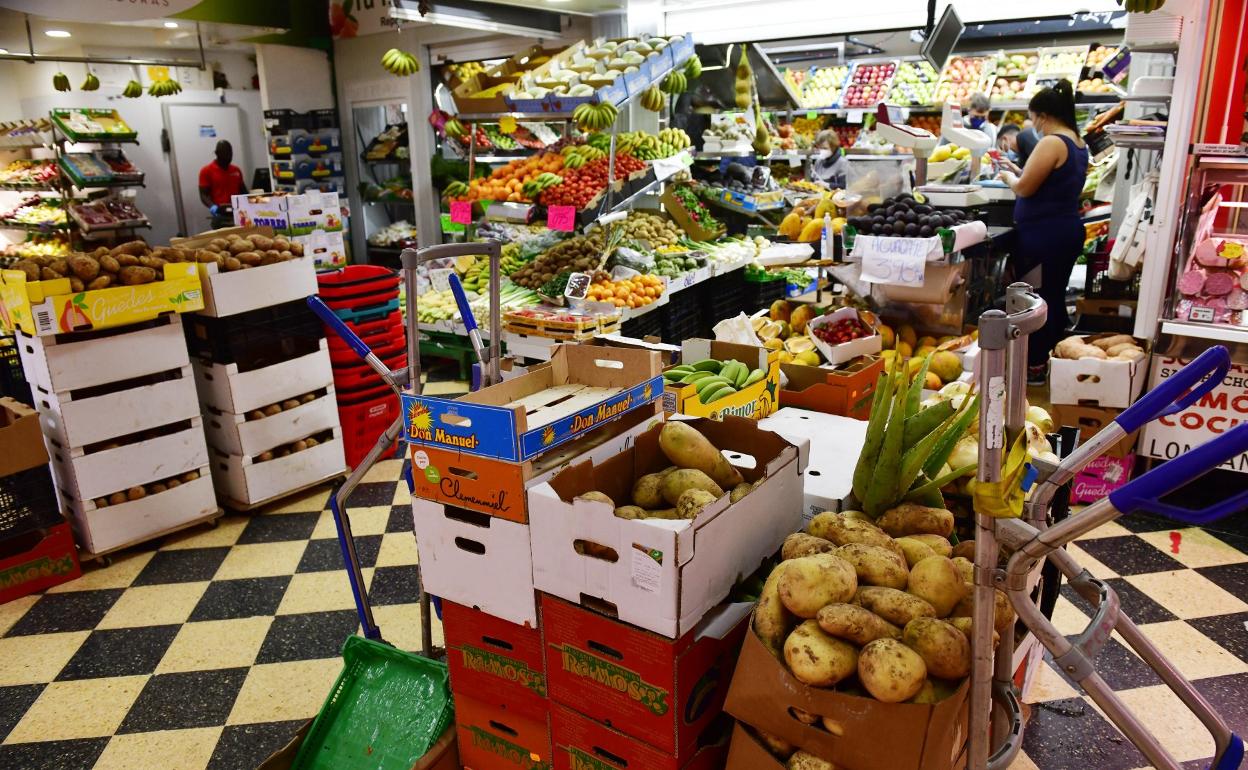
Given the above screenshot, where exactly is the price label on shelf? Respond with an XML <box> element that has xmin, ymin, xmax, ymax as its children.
<box><xmin>429</xmin><ymin>268</ymin><xmax>454</xmax><ymax>292</ymax></box>
<box><xmin>548</xmin><ymin>205</ymin><xmax>576</xmax><ymax>232</ymax></box>
<box><xmin>498</xmin><ymin>116</ymin><xmax>517</xmax><ymax>134</ymax></box>
<box><xmin>805</xmin><ymin>111</ymin><xmax>818</xmax><ymax>121</ymax></box>
<box><xmin>652</xmin><ymin>151</ymin><xmax>692</xmax><ymax>181</ymax></box>
<box><xmin>1190</xmin><ymin>306</ymin><xmax>1215</xmax><ymax>323</ymax></box>
<box><xmin>449</xmin><ymin>200</ymin><xmax>472</xmax><ymax>225</ymax></box>
<box><xmin>854</xmin><ymin>235</ymin><xmax>929</xmax><ymax>287</ymax></box>
<box><xmin>440</xmin><ymin>213</ymin><xmax>464</xmax><ymax>234</ymax></box>
<box><xmin>846</xmin><ymin>109</ymin><xmax>864</xmax><ymax>124</ymax></box>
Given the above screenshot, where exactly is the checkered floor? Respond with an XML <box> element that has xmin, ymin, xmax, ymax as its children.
<box><xmin>1</xmin><ymin>464</ymin><xmax>1246</xmax><ymax>769</ymax></box>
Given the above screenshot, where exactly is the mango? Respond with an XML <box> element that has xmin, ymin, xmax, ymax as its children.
<box><xmin>790</xmin><ymin>305</ymin><xmax>817</xmax><ymax>334</ymax></box>
<box><xmin>878</xmin><ymin>323</ymin><xmax>896</xmax><ymax>349</ymax></box>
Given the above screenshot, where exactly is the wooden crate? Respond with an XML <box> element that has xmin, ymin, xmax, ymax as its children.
<box><xmin>202</xmin><ymin>387</ymin><xmax>340</xmax><ymax>456</ymax></box>
<box><xmin>502</xmin><ymin>312</ymin><xmax>621</xmax><ymax>341</ymax></box>
<box><xmin>193</xmin><ymin>340</ymin><xmax>333</xmax><ymax>415</ymax></box>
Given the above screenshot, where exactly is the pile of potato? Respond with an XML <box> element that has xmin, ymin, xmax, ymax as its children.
<box><xmin>573</xmin><ymin>422</ymin><xmax>755</xmax><ymax>521</ymax></box>
<box><xmin>618</xmin><ymin>210</ymin><xmax>683</xmax><ymax>249</ymax></box>
<box><xmin>7</xmin><ymin>232</ymin><xmax>304</xmax><ymax>292</ymax></box>
<box><xmin>253</xmin><ymin>429</ymin><xmax>330</xmax><ymax>463</ymax></box>
<box><xmin>245</xmin><ymin>392</ymin><xmax>320</xmax><ymax>422</ymax></box>
<box><xmin>1054</xmin><ymin>333</ymin><xmax>1145</xmax><ymax>362</ymax></box>
<box><xmin>92</xmin><ymin>470</ymin><xmax>200</xmax><ymax>509</ymax></box>
<box><xmin>749</xmin><ymin>505</ymin><xmax>1015</xmax><ymax>768</ymax></box>
<box><xmin>510</xmin><ymin>231</ymin><xmax>604</xmax><ymax>290</ymax></box>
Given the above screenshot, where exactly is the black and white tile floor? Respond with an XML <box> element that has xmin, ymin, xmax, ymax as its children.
<box><xmin>1</xmin><ymin>465</ymin><xmax>1246</xmax><ymax>769</ymax></box>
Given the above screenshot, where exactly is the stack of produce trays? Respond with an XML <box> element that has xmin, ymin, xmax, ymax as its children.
<box><xmin>18</xmin><ymin>316</ymin><xmax>218</xmax><ymax>556</ymax></box>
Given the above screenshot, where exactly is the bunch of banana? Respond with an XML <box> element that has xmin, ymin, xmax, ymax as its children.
<box><xmin>572</xmin><ymin>101</ymin><xmax>618</xmax><ymax>132</ymax></box>
<box><xmin>52</xmin><ymin>72</ymin><xmax>71</xmax><ymax>92</ymax></box>
<box><xmin>443</xmin><ymin>180</ymin><xmax>469</xmax><ymax>200</ymax></box>
<box><xmin>659</xmin><ymin>71</ymin><xmax>687</xmax><ymax>95</ymax></box>
<box><xmin>444</xmin><ymin>117</ymin><xmax>465</xmax><ymax>139</ymax></box>
<box><xmin>382</xmin><ymin>48</ymin><xmax>420</xmax><ymax>76</ymax></box>
<box><xmin>500</xmin><ymin>243</ymin><xmax>532</xmax><ymax>276</ymax></box>
<box><xmin>657</xmin><ymin>127</ymin><xmax>691</xmax><ymax>151</ymax></box>
<box><xmin>663</xmin><ymin>359</ymin><xmax>765</xmax><ymax>404</ymax></box>
<box><xmin>80</xmin><ymin>72</ymin><xmax>100</xmax><ymax>91</ymax></box>
<box><xmin>1122</xmin><ymin>0</ymin><xmax>1165</xmax><ymax>10</ymax></box>
<box><xmin>640</xmin><ymin>85</ymin><xmax>664</xmax><ymax>112</ymax></box>
<box><xmin>585</xmin><ymin>132</ymin><xmax>613</xmax><ymax>152</ymax></box>
<box><xmin>521</xmin><ymin>172</ymin><xmax>563</xmax><ymax>200</ymax></box>
<box><xmin>563</xmin><ymin>144</ymin><xmax>606</xmax><ymax>168</ymax></box>
<box><xmin>459</xmin><ymin>258</ymin><xmax>490</xmax><ymax>293</ymax></box>
<box><xmin>620</xmin><ymin>132</ymin><xmax>663</xmax><ymax>161</ymax></box>
<box><xmin>148</xmin><ymin>78</ymin><xmax>183</xmax><ymax>96</ymax></box>
<box><xmin>684</xmin><ymin>54</ymin><xmax>703</xmax><ymax>81</ymax></box>
<box><xmin>121</xmin><ymin>80</ymin><xmax>143</xmax><ymax>98</ymax></box>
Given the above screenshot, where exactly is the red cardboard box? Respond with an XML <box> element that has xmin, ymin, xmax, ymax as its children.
<box><xmin>540</xmin><ymin>593</ymin><xmax>750</xmax><ymax>760</ymax></box>
<box><xmin>1051</xmin><ymin>403</ymin><xmax>1138</xmax><ymax>459</ymax></box>
<box><xmin>443</xmin><ymin>600</ymin><xmax>547</xmax><ymax>719</ymax></box>
<box><xmin>550</xmin><ymin>704</ymin><xmax>729</xmax><ymax>770</ymax></box>
<box><xmin>777</xmin><ymin>356</ymin><xmax>884</xmax><ymax>420</ymax></box>
<box><xmin>724</xmin><ymin>628</ymin><xmax>969</xmax><ymax>770</ymax></box>
<box><xmin>0</xmin><ymin>521</ymin><xmax>81</xmax><ymax>604</ymax></box>
<box><xmin>454</xmin><ymin>692</ymin><xmax>552</xmax><ymax>770</ymax></box>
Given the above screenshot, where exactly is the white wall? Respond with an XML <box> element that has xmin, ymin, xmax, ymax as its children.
<box><xmin>256</xmin><ymin>44</ymin><xmax>334</xmax><ymax>112</ymax></box>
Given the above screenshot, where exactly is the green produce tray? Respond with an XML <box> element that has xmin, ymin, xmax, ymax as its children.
<box><xmin>292</xmin><ymin>636</ymin><xmax>453</xmax><ymax>770</ymax></box>
<box><xmin>49</xmin><ymin>108</ymin><xmax>138</xmax><ymax>143</ymax></box>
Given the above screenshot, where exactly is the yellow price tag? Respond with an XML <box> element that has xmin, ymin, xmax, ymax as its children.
<box><xmin>499</xmin><ymin>116</ymin><xmax>517</xmax><ymax>134</ymax></box>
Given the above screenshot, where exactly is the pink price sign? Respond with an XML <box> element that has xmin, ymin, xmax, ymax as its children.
<box><xmin>547</xmin><ymin>205</ymin><xmax>576</xmax><ymax>232</ymax></box>
<box><xmin>449</xmin><ymin>200</ymin><xmax>472</xmax><ymax>225</ymax></box>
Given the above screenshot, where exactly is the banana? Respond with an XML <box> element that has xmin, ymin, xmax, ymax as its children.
<box><xmin>743</xmin><ymin>369</ymin><xmax>766</xmax><ymax>387</ymax></box>
<box><xmin>696</xmin><ymin>377</ymin><xmax>734</xmax><ymax>398</ymax></box>
<box><xmin>704</xmin><ymin>384</ymin><xmax>738</xmax><ymax>404</ymax></box>
<box><xmin>690</xmin><ymin>359</ymin><xmax>723</xmax><ymax>373</ymax></box>
<box><xmin>122</xmin><ymin>80</ymin><xmax>142</xmax><ymax>98</ymax></box>
<box><xmin>680</xmin><ymin>371</ymin><xmax>716</xmax><ymax>385</ymax></box>
<box><xmin>81</xmin><ymin>73</ymin><xmax>100</xmax><ymax>91</ymax></box>
<box><xmin>53</xmin><ymin>72</ymin><xmax>70</xmax><ymax>92</ymax></box>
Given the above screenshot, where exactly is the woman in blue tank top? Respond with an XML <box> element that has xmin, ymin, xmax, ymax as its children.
<box><xmin>996</xmin><ymin>81</ymin><xmax>1089</xmax><ymax>383</ymax></box>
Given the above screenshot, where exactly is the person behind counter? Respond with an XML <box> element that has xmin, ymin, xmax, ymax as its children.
<box><xmin>997</xmin><ymin>122</ymin><xmax>1041</xmax><ymax>167</ymax></box>
<box><xmin>996</xmin><ymin>81</ymin><xmax>1089</xmax><ymax>384</ymax></box>
<box><xmin>810</xmin><ymin>129</ymin><xmax>849</xmax><ymax>189</ymax></box>
<box><xmin>966</xmin><ymin>92</ymin><xmax>998</xmax><ymax>147</ymax></box>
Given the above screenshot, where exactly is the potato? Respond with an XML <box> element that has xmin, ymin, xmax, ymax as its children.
<box><xmin>1106</xmin><ymin>342</ymin><xmax>1140</xmax><ymax>357</ymax></box>
<box><xmin>855</xmin><ymin>586</ymin><xmax>937</xmax><ymax>626</ymax></box>
<box><xmin>1115</xmin><ymin>348</ymin><xmax>1146</xmax><ymax>362</ymax></box>
<box><xmin>182</xmin><ymin>470</ymin><xmax>199</xmax><ymax>482</ymax></box>
<box><xmin>904</xmin><ymin>617</ymin><xmax>971</xmax><ymax>679</ymax></box>
<box><xmin>237</xmin><ymin>251</ymin><xmax>263</xmax><ymax>265</ymax></box>
<box><xmin>787</xmin><ymin>751</ymin><xmax>834</xmax><ymax>770</ymax></box>
<box><xmin>68</xmin><ymin>255</ymin><xmax>100</xmax><ymax>280</ymax></box>
<box><xmin>676</xmin><ymin>488</ymin><xmax>716</xmax><ymax>519</ymax></box>
<box><xmin>108</xmin><ymin>491</ymin><xmax>127</xmax><ymax>506</ymax></box>
<box><xmin>909</xmin><ymin>680</ymin><xmax>938</xmax><ymax>704</ymax></box>
<box><xmin>659</xmin><ymin>468</ymin><xmax>723</xmax><ymax>506</ymax></box>
<box><xmin>248</xmin><ymin>234</ymin><xmax>275</xmax><ymax>250</ymax></box>
<box><xmin>748</xmin><ymin>726</ymin><xmax>795</xmax><ymax>761</ymax></box>
<box><xmin>12</xmin><ymin>260</ymin><xmax>40</xmax><ymax>281</ymax></box>
<box><xmin>858</xmin><ymin>638</ymin><xmax>927</xmax><ymax>702</ymax></box>
<box><xmin>907</xmin><ymin>556</ymin><xmax>966</xmax><ymax>617</ymax></box>
<box><xmin>1091</xmin><ymin>333</ymin><xmax>1135</xmax><ymax>351</ymax></box>
<box><xmin>289</xmin><ymin>242</ymin><xmax>304</xmax><ymax>257</ymax></box>
<box><xmin>614</xmin><ymin>505</ymin><xmax>645</xmax><ymax>520</ymax></box>
<box><xmin>126</xmin><ymin>486</ymin><xmax>146</xmax><ymax>501</ymax></box>
<box><xmin>948</xmin><ymin>616</ymin><xmax>1000</xmax><ymax>649</ymax></box>
<box><xmin>246</xmin><ymin>410</ymin><xmax>265</xmax><ymax>421</ymax></box>
<box><xmin>951</xmin><ymin>540</ymin><xmax>976</xmax><ymax>560</ymax></box>
<box><xmin>781</xmin><ymin>533</ymin><xmax>836</xmax><ymax>560</ymax></box>
<box><xmin>878</xmin><ymin>503</ymin><xmax>954</xmax><ymax>538</ymax></box>
<box><xmin>905</xmin><ymin>533</ymin><xmax>953</xmax><ymax>557</ymax></box>
<box><xmin>949</xmin><ymin>588</ymin><xmax>1015</xmax><ymax>634</ymax></box>
<box><xmin>263</xmin><ymin>404</ymin><xmax>283</xmax><ymax>416</ymax></box>
<box><xmin>149</xmin><ymin>483</ymin><xmax>167</xmax><ymax>494</ymax></box>
<box><xmin>1055</xmin><ymin>337</ymin><xmax>1106</xmax><ymax>360</ymax></box>
<box><xmin>229</xmin><ymin>239</ymin><xmax>253</xmax><ymax>255</ymax></box>
<box><xmin>87</xmin><ymin>276</ymin><xmax>112</xmax><ymax>290</ymax></box>
<box><xmin>116</xmin><ymin>254</ymin><xmax>140</xmax><ymax>266</ymax></box>
<box><xmin>808</xmin><ymin>511</ymin><xmax>903</xmax><ymax>557</ymax></box>
<box><xmin>68</xmin><ymin>277</ymin><xmax>84</xmax><ymax>292</ymax></box>
<box><xmin>730</xmin><ymin>482</ymin><xmax>752</xmax><ymax>503</ymax></box>
<box><xmin>951</xmin><ymin>556</ymin><xmax>974</xmax><ymax>584</ymax></box>
<box><xmin>167</xmin><ymin>478</ymin><xmax>181</xmax><ymax>489</ymax></box>
<box><xmin>40</xmin><ymin>267</ymin><xmax>60</xmax><ymax>280</ymax></box>
<box><xmin>657</xmin><ymin>422</ymin><xmax>744</xmax><ymax>488</ymax></box>
<box><xmin>305</xmin><ymin>437</ymin><xmax>318</xmax><ymax>448</ymax></box>
<box><xmin>836</xmin><ymin>543</ymin><xmax>909</xmax><ymax>589</ymax></box>
<box><xmin>778</xmin><ymin>553</ymin><xmax>858</xmax><ymax>618</ymax></box>
<box><xmin>816</xmin><ymin>603</ymin><xmax>900</xmax><ymax>645</ymax></box>
<box><xmin>119</xmin><ymin>266</ymin><xmax>157</xmax><ymax>285</ymax></box>
<box><xmin>99</xmin><ymin>254</ymin><xmax>121</xmax><ymax>273</ymax></box>
<box><xmin>258</xmin><ymin>451</ymin><xmax>274</xmax><ymax>462</ymax></box>
<box><xmin>576</xmin><ymin>491</ymin><xmax>614</xmax><ymax>506</ymax></box>
<box><xmin>784</xmin><ymin>620</ymin><xmax>859</xmax><ymax>687</ymax></box>
<box><xmin>281</xmin><ymin>399</ymin><xmax>300</xmax><ymax>410</ymax></box>
<box><xmin>631</xmin><ymin>473</ymin><xmax>665</xmax><ymax>508</ymax></box>
<box><xmin>109</xmin><ymin>240</ymin><xmax>148</xmax><ymax>257</ymax></box>
<box><xmin>94</xmin><ymin>498</ymin><xmax>108</xmax><ymax>509</ymax></box>
<box><xmin>301</xmin><ymin>393</ymin><xmax>317</xmax><ymax>403</ymax></box>
<box><xmin>224</xmin><ymin>256</ymin><xmax>242</xmax><ymax>271</ymax></box>
<box><xmin>754</xmin><ymin>564</ymin><xmax>796</xmax><ymax>656</ymax></box>
<box><xmin>895</xmin><ymin>537</ymin><xmax>937</xmax><ymax>567</ymax></box>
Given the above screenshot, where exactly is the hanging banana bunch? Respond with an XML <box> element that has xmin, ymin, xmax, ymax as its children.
<box><xmin>639</xmin><ymin>85</ymin><xmax>664</xmax><ymax>112</ymax></box>
<box><xmin>52</xmin><ymin>72</ymin><xmax>71</xmax><ymax>92</ymax></box>
<box><xmin>80</xmin><ymin>70</ymin><xmax>100</xmax><ymax>91</ymax></box>
<box><xmin>148</xmin><ymin>78</ymin><xmax>183</xmax><ymax>97</ymax></box>
<box><xmin>382</xmin><ymin>48</ymin><xmax>420</xmax><ymax>76</ymax></box>
<box><xmin>684</xmin><ymin>54</ymin><xmax>702</xmax><ymax>81</ymax></box>
<box><xmin>121</xmin><ymin>80</ymin><xmax>143</xmax><ymax>98</ymax></box>
<box><xmin>572</xmin><ymin>102</ymin><xmax>619</xmax><ymax>133</ymax></box>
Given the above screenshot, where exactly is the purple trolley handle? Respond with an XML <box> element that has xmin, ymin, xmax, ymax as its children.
<box><xmin>307</xmin><ymin>295</ymin><xmax>372</xmax><ymax>359</ymax></box>
<box><xmin>1109</xmin><ymin>423</ymin><xmax>1248</xmax><ymax>524</ymax></box>
<box><xmin>1115</xmin><ymin>346</ymin><xmax>1230</xmax><ymax>434</ymax></box>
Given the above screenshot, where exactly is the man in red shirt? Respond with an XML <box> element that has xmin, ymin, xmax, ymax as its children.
<box><xmin>198</xmin><ymin>140</ymin><xmax>246</xmax><ymax>227</ymax></box>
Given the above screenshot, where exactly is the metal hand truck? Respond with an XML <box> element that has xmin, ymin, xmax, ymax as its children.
<box><xmin>305</xmin><ymin>241</ymin><xmax>503</xmax><ymax>655</ymax></box>
<box><xmin>969</xmin><ymin>283</ymin><xmax>1247</xmax><ymax>770</ymax></box>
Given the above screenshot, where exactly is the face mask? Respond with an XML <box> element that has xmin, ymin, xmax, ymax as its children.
<box><xmin>817</xmin><ymin>148</ymin><xmax>833</xmax><ymax>160</ymax></box>
<box><xmin>969</xmin><ymin>116</ymin><xmax>986</xmax><ymax>129</ymax></box>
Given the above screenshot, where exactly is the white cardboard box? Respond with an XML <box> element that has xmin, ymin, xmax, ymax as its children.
<box><xmin>758</xmin><ymin>407</ymin><xmax>867</xmax><ymax>520</ymax></box>
<box><xmin>195</xmin><ymin>257</ymin><xmax>319</xmax><ymax>318</ymax></box>
<box><xmin>410</xmin><ymin>498</ymin><xmax>537</xmax><ymax>627</ymax></box>
<box><xmin>203</xmin><ymin>389</ymin><xmax>341</xmax><ymax>456</ymax></box>
<box><xmin>1049</xmin><ymin>334</ymin><xmax>1148</xmax><ymax>408</ymax></box>
<box><xmin>48</xmin><ymin>420</ymin><xmax>210</xmax><ymax>502</ymax></box>
<box><xmin>62</xmin><ymin>470</ymin><xmax>217</xmax><ymax>554</ymax></box>
<box><xmin>209</xmin><ymin>428</ymin><xmax>346</xmax><ymax>506</ymax></box>
<box><xmin>17</xmin><ymin>316</ymin><xmax>189</xmax><ymax>393</ymax></box>
<box><xmin>807</xmin><ymin>307</ymin><xmax>882</xmax><ymax>365</ymax></box>
<box><xmin>35</xmin><ymin>365</ymin><xmax>200</xmax><ymax>450</ymax></box>
<box><xmin>528</xmin><ymin>417</ymin><xmax>806</xmax><ymax>638</ymax></box>
<box><xmin>193</xmin><ymin>341</ymin><xmax>333</xmax><ymax>414</ymax></box>
<box><xmin>293</xmin><ymin>230</ymin><xmax>347</xmax><ymax>269</ymax></box>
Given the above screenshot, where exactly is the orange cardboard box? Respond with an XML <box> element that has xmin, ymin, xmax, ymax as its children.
<box><xmin>1051</xmin><ymin>403</ymin><xmax>1138</xmax><ymax>459</ymax></box>
<box><xmin>551</xmin><ymin>704</ymin><xmax>730</xmax><ymax>770</ymax></box>
<box><xmin>777</xmin><ymin>356</ymin><xmax>884</xmax><ymax>420</ymax></box>
<box><xmin>454</xmin><ymin>692</ymin><xmax>552</xmax><ymax>770</ymax></box>
<box><xmin>443</xmin><ymin>600</ymin><xmax>547</xmax><ymax>720</ymax></box>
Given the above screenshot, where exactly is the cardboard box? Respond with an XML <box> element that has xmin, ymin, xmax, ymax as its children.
<box><xmin>757</xmin><ymin>408</ymin><xmax>867</xmax><ymax>521</ymax></box>
<box><xmin>0</xmin><ymin>520</ymin><xmax>81</xmax><ymax>603</ymax></box>
<box><xmin>230</xmin><ymin>191</ymin><xmax>341</xmax><ymax>235</ymax></box>
<box><xmin>661</xmin><ymin>340</ymin><xmax>781</xmax><ymax>420</ymax></box>
<box><xmin>725</xmin><ymin>629</ymin><xmax>969</xmax><ymax>770</ymax></box>
<box><xmin>551</xmin><ymin>705</ymin><xmax>729</xmax><ymax>770</ymax></box>
<box><xmin>412</xmin><ymin>498</ymin><xmax>538</xmax><ymax>627</ymax></box>
<box><xmin>443</xmin><ymin>600</ymin><xmax>547</xmax><ymax>719</ymax></box>
<box><xmin>258</xmin><ymin>722</ymin><xmax>459</xmax><ymax>770</ymax></box>
<box><xmin>15</xmin><ymin>315</ymin><xmax>189</xmax><ymax>394</ymax></box>
<box><xmin>1050</xmin><ymin>403</ymin><xmax>1137</xmax><ymax>459</ymax></box>
<box><xmin>0</xmin><ymin>397</ymin><xmax>47</xmax><ymax>477</ymax></box>
<box><xmin>402</xmin><ymin>344</ymin><xmax>663</xmax><ymax>464</ymax></box>
<box><xmin>1139</xmin><ymin>353</ymin><xmax>1248</xmax><ymax>473</ymax></box>
<box><xmin>209</xmin><ymin>430</ymin><xmax>346</xmax><ymax>507</ymax></box>
<box><xmin>454</xmin><ymin>692</ymin><xmax>552</xmax><ymax>770</ymax></box>
<box><xmin>1070</xmin><ymin>453</ymin><xmax>1136</xmax><ymax>504</ymax></box>
<box><xmin>61</xmin><ymin>471</ymin><xmax>217</xmax><ymax>554</ymax></box>
<box><xmin>293</xmin><ymin>229</ymin><xmax>347</xmax><ymax>269</ymax></box>
<box><xmin>529</xmin><ymin>417</ymin><xmax>805</xmax><ymax>638</ymax></box>
<box><xmin>203</xmin><ymin>389</ymin><xmax>341</xmax><ymax>456</ymax></box>
<box><xmin>541</xmin><ymin>593</ymin><xmax>749</xmax><ymax>759</ymax></box>
<box><xmin>48</xmin><ymin>421</ymin><xmax>209</xmax><ymax>502</ymax></box>
<box><xmin>587</xmin><ymin>334</ymin><xmax>682</xmax><ymax>367</ymax></box>
<box><xmin>807</xmin><ymin>308</ymin><xmax>883</xmax><ymax>366</ymax></box>
<box><xmin>195</xmin><ymin>258</ymin><xmax>318</xmax><ymax>318</ymax></box>
<box><xmin>410</xmin><ymin>402</ymin><xmax>661</xmax><ymax>524</ymax></box>
<box><xmin>1049</xmin><ymin>333</ymin><xmax>1149</xmax><ymax>408</ymax></box>
<box><xmin>193</xmin><ymin>342</ymin><xmax>334</xmax><ymax>415</ymax></box>
<box><xmin>724</xmin><ymin>722</ymin><xmax>783</xmax><ymax>770</ymax></box>
<box><xmin>778</xmin><ymin>356</ymin><xmax>884</xmax><ymax>420</ymax></box>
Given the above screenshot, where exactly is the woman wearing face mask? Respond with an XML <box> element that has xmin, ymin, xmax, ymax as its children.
<box><xmin>996</xmin><ymin>81</ymin><xmax>1088</xmax><ymax>384</ymax></box>
<box><xmin>810</xmin><ymin>129</ymin><xmax>849</xmax><ymax>188</ymax></box>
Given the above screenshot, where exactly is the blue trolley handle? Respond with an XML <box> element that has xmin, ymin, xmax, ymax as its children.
<box><xmin>1115</xmin><ymin>346</ymin><xmax>1230</xmax><ymax>435</ymax></box>
<box><xmin>1109</xmin><ymin>423</ymin><xmax>1248</xmax><ymax>523</ymax></box>
<box><xmin>306</xmin><ymin>295</ymin><xmax>372</xmax><ymax>360</ymax></box>
<box><xmin>448</xmin><ymin>273</ymin><xmax>478</xmax><ymax>335</ymax></box>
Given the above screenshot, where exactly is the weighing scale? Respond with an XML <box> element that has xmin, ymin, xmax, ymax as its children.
<box><xmin>915</xmin><ymin>102</ymin><xmax>997</xmax><ymax>207</ymax></box>
<box><xmin>873</xmin><ymin>104</ymin><xmax>939</xmax><ymax>185</ymax></box>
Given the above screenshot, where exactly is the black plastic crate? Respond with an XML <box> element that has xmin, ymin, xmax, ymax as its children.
<box><xmin>743</xmin><ymin>277</ymin><xmax>785</xmax><ymax>314</ymax></box>
<box><xmin>1085</xmin><ymin>253</ymin><xmax>1141</xmax><ymax>300</ymax></box>
<box><xmin>660</xmin><ymin>289</ymin><xmax>705</xmax><ymax>344</ymax></box>
<box><xmin>0</xmin><ymin>464</ymin><xmax>61</xmax><ymax>546</ymax></box>
<box><xmin>184</xmin><ymin>300</ymin><xmax>324</xmax><ymax>374</ymax></box>
<box><xmin>622</xmin><ymin>308</ymin><xmax>663</xmax><ymax>340</ymax></box>
<box><xmin>0</xmin><ymin>334</ymin><xmax>32</xmax><ymax>405</ymax></box>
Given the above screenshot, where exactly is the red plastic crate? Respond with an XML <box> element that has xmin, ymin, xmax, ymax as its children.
<box><xmin>337</xmin><ymin>384</ymin><xmax>400</xmax><ymax>468</ymax></box>
<box><xmin>326</xmin><ymin>313</ymin><xmax>404</xmax><ymax>357</ymax></box>
<box><xmin>1</xmin><ymin>521</ymin><xmax>81</xmax><ymax>603</ymax></box>
<box><xmin>316</xmin><ymin>264</ymin><xmax>399</xmax><ymax>301</ymax></box>
<box><xmin>329</xmin><ymin>324</ymin><xmax>405</xmax><ymax>367</ymax></box>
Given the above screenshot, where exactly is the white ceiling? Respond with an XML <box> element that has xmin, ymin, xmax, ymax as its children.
<box><xmin>0</xmin><ymin>9</ymin><xmax>280</xmax><ymax>55</ymax></box>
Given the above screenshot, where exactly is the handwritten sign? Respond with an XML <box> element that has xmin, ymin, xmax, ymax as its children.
<box><xmin>440</xmin><ymin>213</ymin><xmax>464</xmax><ymax>234</ymax></box>
<box><xmin>846</xmin><ymin>109</ymin><xmax>864</xmax><ymax>124</ymax></box>
<box><xmin>498</xmin><ymin>116</ymin><xmax>517</xmax><ymax>134</ymax></box>
<box><xmin>429</xmin><ymin>268</ymin><xmax>453</xmax><ymax>292</ymax></box>
<box><xmin>449</xmin><ymin>200</ymin><xmax>472</xmax><ymax>225</ymax></box>
<box><xmin>547</xmin><ymin>205</ymin><xmax>576</xmax><ymax>232</ymax></box>
<box><xmin>854</xmin><ymin>235</ymin><xmax>932</xmax><ymax>287</ymax></box>
<box><xmin>652</xmin><ymin>151</ymin><xmax>692</xmax><ymax>181</ymax></box>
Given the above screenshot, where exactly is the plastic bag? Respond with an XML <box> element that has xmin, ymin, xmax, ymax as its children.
<box><xmin>972</xmin><ymin>430</ymin><xmax>1034</xmax><ymax>519</ymax></box>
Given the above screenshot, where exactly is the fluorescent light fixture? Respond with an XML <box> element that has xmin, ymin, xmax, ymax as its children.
<box><xmin>391</xmin><ymin>8</ymin><xmax>560</xmax><ymax>39</ymax></box>
<box><xmin>45</xmin><ymin>29</ymin><xmax>71</xmax><ymax>38</ymax></box>
<box><xmin>163</xmin><ymin>21</ymin><xmax>179</xmax><ymax>28</ymax></box>
<box><xmin>0</xmin><ymin>49</ymin><xmax>7</xmax><ymax>54</ymax></box>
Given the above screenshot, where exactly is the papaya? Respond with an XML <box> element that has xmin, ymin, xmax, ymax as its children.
<box><xmin>798</xmin><ymin>219</ymin><xmax>824</xmax><ymax>242</ymax></box>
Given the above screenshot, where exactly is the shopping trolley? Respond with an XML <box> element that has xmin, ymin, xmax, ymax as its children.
<box><xmin>305</xmin><ymin>241</ymin><xmax>503</xmax><ymax>655</ymax></box>
<box><xmin>969</xmin><ymin>283</ymin><xmax>1247</xmax><ymax>770</ymax></box>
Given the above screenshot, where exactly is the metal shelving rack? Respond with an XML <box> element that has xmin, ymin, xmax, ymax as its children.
<box><xmin>48</xmin><ymin>113</ymin><xmax>151</xmax><ymax>241</ymax></box>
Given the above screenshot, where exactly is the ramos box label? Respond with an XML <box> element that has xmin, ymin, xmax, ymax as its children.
<box><xmin>460</xmin><ymin>643</ymin><xmax>547</xmax><ymax>697</ymax></box>
<box><xmin>552</xmin><ymin>643</ymin><xmax>669</xmax><ymax>716</ymax></box>
<box><xmin>466</xmin><ymin>726</ymin><xmax>550</xmax><ymax>770</ymax></box>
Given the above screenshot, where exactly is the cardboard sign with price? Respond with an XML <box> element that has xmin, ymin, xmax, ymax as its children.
<box><xmin>854</xmin><ymin>235</ymin><xmax>932</xmax><ymax>287</ymax></box>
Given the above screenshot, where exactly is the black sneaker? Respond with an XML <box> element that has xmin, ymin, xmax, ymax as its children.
<box><xmin>1027</xmin><ymin>364</ymin><xmax>1047</xmax><ymax>386</ymax></box>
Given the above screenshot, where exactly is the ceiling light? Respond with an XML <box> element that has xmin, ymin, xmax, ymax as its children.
<box><xmin>163</xmin><ymin>21</ymin><xmax>179</xmax><ymax>28</ymax></box>
<box><xmin>45</xmin><ymin>30</ymin><xmax>71</xmax><ymax>38</ymax></box>
<box><xmin>0</xmin><ymin>49</ymin><xmax>7</xmax><ymax>54</ymax></box>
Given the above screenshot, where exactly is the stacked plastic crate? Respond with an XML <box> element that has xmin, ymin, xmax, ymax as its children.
<box><xmin>316</xmin><ymin>266</ymin><xmax>405</xmax><ymax>467</ymax></box>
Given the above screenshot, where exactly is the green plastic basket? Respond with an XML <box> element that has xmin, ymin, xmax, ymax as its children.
<box><xmin>292</xmin><ymin>636</ymin><xmax>453</xmax><ymax>770</ymax></box>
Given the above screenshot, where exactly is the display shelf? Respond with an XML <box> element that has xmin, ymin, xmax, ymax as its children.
<box><xmin>0</xmin><ymin>220</ymin><xmax>72</xmax><ymax>232</ymax></box>
<box><xmin>1160</xmin><ymin>320</ymin><xmax>1248</xmax><ymax>345</ymax></box>
<box><xmin>1122</xmin><ymin>94</ymin><xmax>1171</xmax><ymax>103</ymax></box>
<box><xmin>1109</xmin><ymin>134</ymin><xmax>1166</xmax><ymax>150</ymax></box>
